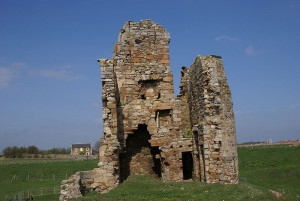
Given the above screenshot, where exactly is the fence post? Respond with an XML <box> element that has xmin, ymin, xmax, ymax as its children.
<box><xmin>53</xmin><ymin>174</ymin><xmax>55</xmax><ymax>180</ymax></box>
<box><xmin>11</xmin><ymin>175</ymin><xmax>16</xmax><ymax>182</ymax></box>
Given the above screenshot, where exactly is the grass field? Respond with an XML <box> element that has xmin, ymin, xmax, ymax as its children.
<box><xmin>0</xmin><ymin>144</ymin><xmax>299</xmax><ymax>201</ymax></box>
<box><xmin>0</xmin><ymin>159</ymin><xmax>98</xmax><ymax>200</ymax></box>
<box><xmin>239</xmin><ymin>144</ymin><xmax>300</xmax><ymax>199</ymax></box>
<box><xmin>78</xmin><ymin>144</ymin><xmax>300</xmax><ymax>201</ymax></box>
<box><xmin>77</xmin><ymin>175</ymin><xmax>280</xmax><ymax>201</ymax></box>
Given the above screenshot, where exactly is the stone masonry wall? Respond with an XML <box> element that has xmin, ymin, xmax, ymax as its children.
<box><xmin>188</xmin><ymin>55</ymin><xmax>239</xmax><ymax>184</ymax></box>
<box><xmin>178</xmin><ymin>66</ymin><xmax>191</xmax><ymax>136</ymax></box>
<box><xmin>60</xmin><ymin>19</ymin><xmax>238</xmax><ymax>200</ymax></box>
<box><xmin>97</xmin><ymin>59</ymin><xmax>120</xmax><ymax>192</ymax></box>
<box><xmin>107</xmin><ymin>19</ymin><xmax>185</xmax><ymax>182</ymax></box>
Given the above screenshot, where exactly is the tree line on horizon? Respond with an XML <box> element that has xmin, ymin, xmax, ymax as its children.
<box><xmin>2</xmin><ymin>141</ymin><xmax>101</xmax><ymax>158</ymax></box>
<box><xmin>2</xmin><ymin>145</ymin><xmax>70</xmax><ymax>158</ymax></box>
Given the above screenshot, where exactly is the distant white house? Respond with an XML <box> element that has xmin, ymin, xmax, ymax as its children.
<box><xmin>71</xmin><ymin>143</ymin><xmax>92</xmax><ymax>156</ymax></box>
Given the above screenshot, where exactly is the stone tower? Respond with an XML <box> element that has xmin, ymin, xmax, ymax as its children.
<box><xmin>188</xmin><ymin>56</ymin><xmax>239</xmax><ymax>183</ymax></box>
<box><xmin>60</xmin><ymin>19</ymin><xmax>238</xmax><ymax>200</ymax></box>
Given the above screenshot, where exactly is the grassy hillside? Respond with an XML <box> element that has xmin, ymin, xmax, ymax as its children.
<box><xmin>77</xmin><ymin>144</ymin><xmax>299</xmax><ymax>201</ymax></box>
<box><xmin>0</xmin><ymin>144</ymin><xmax>299</xmax><ymax>200</ymax></box>
<box><xmin>0</xmin><ymin>159</ymin><xmax>98</xmax><ymax>200</ymax></box>
<box><xmin>77</xmin><ymin>175</ymin><xmax>280</xmax><ymax>201</ymax></box>
<box><xmin>239</xmin><ymin>144</ymin><xmax>300</xmax><ymax>199</ymax></box>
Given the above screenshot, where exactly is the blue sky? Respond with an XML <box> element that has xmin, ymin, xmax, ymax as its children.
<box><xmin>0</xmin><ymin>0</ymin><xmax>300</xmax><ymax>151</ymax></box>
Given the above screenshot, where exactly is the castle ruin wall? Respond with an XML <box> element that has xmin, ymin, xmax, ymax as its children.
<box><xmin>188</xmin><ymin>56</ymin><xmax>239</xmax><ymax>183</ymax></box>
<box><xmin>59</xmin><ymin>19</ymin><xmax>239</xmax><ymax>200</ymax></box>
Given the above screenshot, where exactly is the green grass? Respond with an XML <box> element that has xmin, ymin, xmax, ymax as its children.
<box><xmin>0</xmin><ymin>159</ymin><xmax>98</xmax><ymax>200</ymax></box>
<box><xmin>1</xmin><ymin>144</ymin><xmax>299</xmax><ymax>200</ymax></box>
<box><xmin>77</xmin><ymin>175</ymin><xmax>278</xmax><ymax>201</ymax></box>
<box><xmin>77</xmin><ymin>144</ymin><xmax>300</xmax><ymax>201</ymax></box>
<box><xmin>239</xmin><ymin>144</ymin><xmax>300</xmax><ymax>199</ymax></box>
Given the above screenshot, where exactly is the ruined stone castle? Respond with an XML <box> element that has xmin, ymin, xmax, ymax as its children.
<box><xmin>60</xmin><ymin>19</ymin><xmax>238</xmax><ymax>200</ymax></box>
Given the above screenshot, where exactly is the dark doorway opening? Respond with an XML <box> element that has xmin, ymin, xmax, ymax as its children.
<box><xmin>151</xmin><ymin>147</ymin><xmax>162</xmax><ymax>178</ymax></box>
<box><xmin>120</xmin><ymin>124</ymin><xmax>153</xmax><ymax>181</ymax></box>
<box><xmin>182</xmin><ymin>152</ymin><xmax>193</xmax><ymax>180</ymax></box>
<box><xmin>119</xmin><ymin>152</ymin><xmax>128</xmax><ymax>182</ymax></box>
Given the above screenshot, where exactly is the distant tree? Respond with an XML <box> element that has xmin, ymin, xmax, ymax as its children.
<box><xmin>45</xmin><ymin>147</ymin><xmax>70</xmax><ymax>154</ymax></box>
<box><xmin>3</xmin><ymin>146</ymin><xmax>12</xmax><ymax>158</ymax></box>
<box><xmin>60</xmin><ymin>148</ymin><xmax>70</xmax><ymax>154</ymax></box>
<box><xmin>47</xmin><ymin>148</ymin><xmax>57</xmax><ymax>154</ymax></box>
<box><xmin>12</xmin><ymin>146</ymin><xmax>22</xmax><ymax>158</ymax></box>
<box><xmin>2</xmin><ymin>145</ymin><xmax>71</xmax><ymax>158</ymax></box>
<box><xmin>3</xmin><ymin>146</ymin><xmax>24</xmax><ymax>158</ymax></box>
<box><xmin>27</xmin><ymin>145</ymin><xmax>39</xmax><ymax>154</ymax></box>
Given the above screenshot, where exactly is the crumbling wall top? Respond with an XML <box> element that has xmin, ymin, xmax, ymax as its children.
<box><xmin>118</xmin><ymin>19</ymin><xmax>170</xmax><ymax>45</ymax></box>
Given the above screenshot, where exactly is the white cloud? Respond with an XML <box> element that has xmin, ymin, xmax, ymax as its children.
<box><xmin>245</xmin><ymin>46</ymin><xmax>263</xmax><ymax>56</ymax></box>
<box><xmin>0</xmin><ymin>67</ymin><xmax>17</xmax><ymax>88</ymax></box>
<box><xmin>214</xmin><ymin>35</ymin><xmax>239</xmax><ymax>43</ymax></box>
<box><xmin>0</xmin><ymin>63</ymin><xmax>84</xmax><ymax>89</ymax></box>
<box><xmin>11</xmin><ymin>62</ymin><xmax>27</xmax><ymax>69</ymax></box>
<box><xmin>0</xmin><ymin>62</ymin><xmax>26</xmax><ymax>89</ymax></box>
<box><xmin>34</xmin><ymin>68</ymin><xmax>85</xmax><ymax>80</ymax></box>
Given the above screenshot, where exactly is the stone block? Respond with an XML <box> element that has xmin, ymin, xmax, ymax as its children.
<box><xmin>156</xmin><ymin>103</ymin><xmax>172</xmax><ymax>110</ymax></box>
<box><xmin>211</xmin><ymin>152</ymin><xmax>219</xmax><ymax>159</ymax></box>
<box><xmin>149</xmin><ymin>138</ymin><xmax>162</xmax><ymax>146</ymax></box>
<box><xmin>107</xmin><ymin>102</ymin><xmax>116</xmax><ymax>109</ymax></box>
<box><xmin>163</xmin><ymin>75</ymin><xmax>173</xmax><ymax>82</ymax></box>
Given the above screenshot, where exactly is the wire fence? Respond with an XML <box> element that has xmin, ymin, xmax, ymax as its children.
<box><xmin>0</xmin><ymin>186</ymin><xmax>60</xmax><ymax>201</ymax></box>
<box><xmin>0</xmin><ymin>173</ymin><xmax>71</xmax><ymax>183</ymax></box>
<box><xmin>0</xmin><ymin>156</ymin><xmax>97</xmax><ymax>166</ymax></box>
<box><xmin>0</xmin><ymin>160</ymin><xmax>68</xmax><ymax>166</ymax></box>
<box><xmin>0</xmin><ymin>177</ymin><xmax>247</xmax><ymax>201</ymax></box>
<box><xmin>3</xmin><ymin>174</ymin><xmax>249</xmax><ymax>183</ymax></box>
<box><xmin>0</xmin><ymin>158</ymin><xmax>98</xmax><ymax>182</ymax></box>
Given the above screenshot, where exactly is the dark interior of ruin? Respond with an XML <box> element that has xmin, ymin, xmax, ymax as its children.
<box><xmin>182</xmin><ymin>151</ymin><xmax>193</xmax><ymax>180</ymax></box>
<box><xmin>120</xmin><ymin>124</ymin><xmax>162</xmax><ymax>182</ymax></box>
